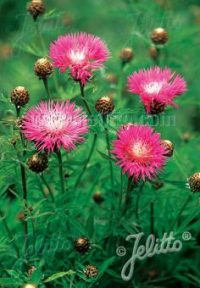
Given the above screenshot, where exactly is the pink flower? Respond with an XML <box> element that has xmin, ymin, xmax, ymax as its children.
<box><xmin>112</xmin><ymin>124</ymin><xmax>167</xmax><ymax>181</ymax></box>
<box><xmin>128</xmin><ymin>67</ymin><xmax>187</xmax><ymax>114</ymax></box>
<box><xmin>22</xmin><ymin>101</ymin><xmax>89</xmax><ymax>152</ymax></box>
<box><xmin>49</xmin><ymin>33</ymin><xmax>110</xmax><ymax>85</ymax></box>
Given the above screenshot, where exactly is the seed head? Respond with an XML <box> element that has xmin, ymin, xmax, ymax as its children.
<box><xmin>95</xmin><ymin>96</ymin><xmax>114</xmax><ymax>115</ymax></box>
<box><xmin>34</xmin><ymin>58</ymin><xmax>53</xmax><ymax>79</ymax></box>
<box><xmin>11</xmin><ymin>86</ymin><xmax>29</xmax><ymax>108</ymax></box>
<box><xmin>151</xmin><ymin>28</ymin><xmax>168</xmax><ymax>45</ymax></box>
<box><xmin>27</xmin><ymin>0</ymin><xmax>45</xmax><ymax>21</ymax></box>
<box><xmin>27</xmin><ymin>153</ymin><xmax>48</xmax><ymax>173</ymax></box>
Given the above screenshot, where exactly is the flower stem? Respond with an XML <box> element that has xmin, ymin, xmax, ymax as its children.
<box><xmin>103</xmin><ymin>116</ymin><xmax>114</xmax><ymax>187</ymax></box>
<box><xmin>0</xmin><ymin>211</ymin><xmax>19</xmax><ymax>257</ymax></box>
<box><xmin>75</xmin><ymin>133</ymin><xmax>97</xmax><ymax>188</ymax></box>
<box><xmin>119</xmin><ymin>169</ymin><xmax>123</xmax><ymax>210</ymax></box>
<box><xmin>170</xmin><ymin>194</ymin><xmax>192</xmax><ymax>230</ymax></box>
<box><xmin>135</xmin><ymin>181</ymin><xmax>145</xmax><ymax>223</ymax></box>
<box><xmin>15</xmin><ymin>106</ymin><xmax>29</xmax><ymax>260</ymax></box>
<box><xmin>35</xmin><ymin>21</ymin><xmax>46</xmax><ymax>54</ymax></box>
<box><xmin>79</xmin><ymin>82</ymin><xmax>92</xmax><ymax>116</ymax></box>
<box><xmin>150</xmin><ymin>201</ymin><xmax>154</xmax><ymax>234</ymax></box>
<box><xmin>43</xmin><ymin>78</ymin><xmax>51</xmax><ymax>99</ymax></box>
<box><xmin>56</xmin><ymin>149</ymin><xmax>66</xmax><ymax>194</ymax></box>
<box><xmin>40</xmin><ymin>173</ymin><xmax>55</xmax><ymax>202</ymax></box>
<box><xmin>122</xmin><ymin>177</ymin><xmax>135</xmax><ymax>215</ymax></box>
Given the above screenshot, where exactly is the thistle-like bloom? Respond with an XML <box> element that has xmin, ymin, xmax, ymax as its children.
<box><xmin>22</xmin><ymin>101</ymin><xmax>89</xmax><ymax>152</ymax></box>
<box><xmin>112</xmin><ymin>124</ymin><xmax>167</xmax><ymax>181</ymax></box>
<box><xmin>49</xmin><ymin>33</ymin><xmax>109</xmax><ymax>85</ymax></box>
<box><xmin>128</xmin><ymin>67</ymin><xmax>187</xmax><ymax>114</ymax></box>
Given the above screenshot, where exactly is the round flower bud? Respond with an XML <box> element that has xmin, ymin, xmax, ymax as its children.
<box><xmin>95</xmin><ymin>96</ymin><xmax>114</xmax><ymax>115</ymax></box>
<box><xmin>34</xmin><ymin>58</ymin><xmax>53</xmax><ymax>79</ymax></box>
<box><xmin>84</xmin><ymin>265</ymin><xmax>98</xmax><ymax>278</ymax></box>
<box><xmin>151</xmin><ymin>28</ymin><xmax>168</xmax><ymax>45</ymax></box>
<box><xmin>17</xmin><ymin>211</ymin><xmax>25</xmax><ymax>222</ymax></box>
<box><xmin>92</xmin><ymin>192</ymin><xmax>104</xmax><ymax>204</ymax></box>
<box><xmin>120</xmin><ymin>47</ymin><xmax>134</xmax><ymax>63</ymax></box>
<box><xmin>28</xmin><ymin>266</ymin><xmax>37</xmax><ymax>276</ymax></box>
<box><xmin>188</xmin><ymin>173</ymin><xmax>200</xmax><ymax>193</ymax></box>
<box><xmin>161</xmin><ymin>140</ymin><xmax>174</xmax><ymax>157</ymax></box>
<box><xmin>22</xmin><ymin>284</ymin><xmax>37</xmax><ymax>288</ymax></box>
<box><xmin>27</xmin><ymin>153</ymin><xmax>48</xmax><ymax>173</ymax></box>
<box><xmin>149</xmin><ymin>47</ymin><xmax>159</xmax><ymax>60</ymax></box>
<box><xmin>148</xmin><ymin>100</ymin><xmax>165</xmax><ymax>115</ymax></box>
<box><xmin>27</xmin><ymin>0</ymin><xmax>45</xmax><ymax>21</ymax></box>
<box><xmin>106</xmin><ymin>73</ymin><xmax>118</xmax><ymax>84</ymax></box>
<box><xmin>11</xmin><ymin>87</ymin><xmax>29</xmax><ymax>107</ymax></box>
<box><xmin>74</xmin><ymin>237</ymin><xmax>90</xmax><ymax>254</ymax></box>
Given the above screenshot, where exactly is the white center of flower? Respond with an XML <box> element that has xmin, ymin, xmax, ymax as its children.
<box><xmin>43</xmin><ymin>112</ymin><xmax>66</xmax><ymax>131</ymax></box>
<box><xmin>70</xmin><ymin>50</ymin><xmax>85</xmax><ymax>64</ymax></box>
<box><xmin>132</xmin><ymin>141</ymin><xmax>148</xmax><ymax>157</ymax></box>
<box><xmin>144</xmin><ymin>81</ymin><xmax>163</xmax><ymax>94</ymax></box>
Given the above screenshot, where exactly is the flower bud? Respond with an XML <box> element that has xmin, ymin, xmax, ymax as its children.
<box><xmin>84</xmin><ymin>265</ymin><xmax>98</xmax><ymax>278</ymax></box>
<box><xmin>148</xmin><ymin>100</ymin><xmax>165</xmax><ymax>115</ymax></box>
<box><xmin>151</xmin><ymin>28</ymin><xmax>168</xmax><ymax>45</ymax></box>
<box><xmin>188</xmin><ymin>172</ymin><xmax>200</xmax><ymax>192</ymax></box>
<box><xmin>92</xmin><ymin>192</ymin><xmax>104</xmax><ymax>204</ymax></box>
<box><xmin>74</xmin><ymin>237</ymin><xmax>90</xmax><ymax>254</ymax></box>
<box><xmin>22</xmin><ymin>285</ymin><xmax>37</xmax><ymax>288</ymax></box>
<box><xmin>34</xmin><ymin>58</ymin><xmax>53</xmax><ymax>79</ymax></box>
<box><xmin>27</xmin><ymin>0</ymin><xmax>45</xmax><ymax>21</ymax></box>
<box><xmin>27</xmin><ymin>153</ymin><xmax>48</xmax><ymax>173</ymax></box>
<box><xmin>120</xmin><ymin>47</ymin><xmax>134</xmax><ymax>63</ymax></box>
<box><xmin>149</xmin><ymin>47</ymin><xmax>159</xmax><ymax>60</ymax></box>
<box><xmin>161</xmin><ymin>140</ymin><xmax>174</xmax><ymax>157</ymax></box>
<box><xmin>11</xmin><ymin>87</ymin><xmax>29</xmax><ymax>108</ymax></box>
<box><xmin>95</xmin><ymin>96</ymin><xmax>114</xmax><ymax>115</ymax></box>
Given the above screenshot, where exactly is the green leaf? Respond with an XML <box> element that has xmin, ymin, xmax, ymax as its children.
<box><xmin>43</xmin><ymin>270</ymin><xmax>75</xmax><ymax>283</ymax></box>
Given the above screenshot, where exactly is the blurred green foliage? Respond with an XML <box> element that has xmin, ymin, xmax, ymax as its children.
<box><xmin>0</xmin><ymin>0</ymin><xmax>200</xmax><ymax>287</ymax></box>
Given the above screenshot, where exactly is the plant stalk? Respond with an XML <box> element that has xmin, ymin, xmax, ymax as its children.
<box><xmin>56</xmin><ymin>149</ymin><xmax>66</xmax><ymax>194</ymax></box>
<box><xmin>79</xmin><ymin>82</ymin><xmax>92</xmax><ymax>115</ymax></box>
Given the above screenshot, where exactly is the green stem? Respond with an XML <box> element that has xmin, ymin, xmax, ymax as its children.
<box><xmin>43</xmin><ymin>78</ymin><xmax>51</xmax><ymax>99</ymax></box>
<box><xmin>15</xmin><ymin>106</ymin><xmax>29</xmax><ymax>260</ymax></box>
<box><xmin>135</xmin><ymin>181</ymin><xmax>145</xmax><ymax>223</ymax></box>
<box><xmin>75</xmin><ymin>133</ymin><xmax>97</xmax><ymax>188</ymax></box>
<box><xmin>0</xmin><ymin>211</ymin><xmax>19</xmax><ymax>257</ymax></box>
<box><xmin>122</xmin><ymin>177</ymin><xmax>135</xmax><ymax>215</ymax></box>
<box><xmin>56</xmin><ymin>149</ymin><xmax>66</xmax><ymax>194</ymax></box>
<box><xmin>119</xmin><ymin>169</ymin><xmax>123</xmax><ymax>210</ymax></box>
<box><xmin>35</xmin><ymin>21</ymin><xmax>46</xmax><ymax>54</ymax></box>
<box><xmin>79</xmin><ymin>82</ymin><xmax>92</xmax><ymax>115</ymax></box>
<box><xmin>150</xmin><ymin>201</ymin><xmax>154</xmax><ymax>234</ymax></box>
<box><xmin>40</xmin><ymin>173</ymin><xmax>55</xmax><ymax>202</ymax></box>
<box><xmin>170</xmin><ymin>194</ymin><xmax>192</xmax><ymax>230</ymax></box>
<box><xmin>103</xmin><ymin>116</ymin><xmax>114</xmax><ymax>187</ymax></box>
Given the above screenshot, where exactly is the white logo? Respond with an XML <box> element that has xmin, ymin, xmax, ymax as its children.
<box><xmin>116</xmin><ymin>231</ymin><xmax>190</xmax><ymax>281</ymax></box>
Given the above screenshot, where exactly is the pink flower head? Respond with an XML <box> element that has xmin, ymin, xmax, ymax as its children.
<box><xmin>22</xmin><ymin>101</ymin><xmax>89</xmax><ymax>152</ymax></box>
<box><xmin>128</xmin><ymin>67</ymin><xmax>187</xmax><ymax>114</ymax></box>
<box><xmin>49</xmin><ymin>33</ymin><xmax>110</xmax><ymax>85</ymax></box>
<box><xmin>112</xmin><ymin>124</ymin><xmax>167</xmax><ymax>181</ymax></box>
